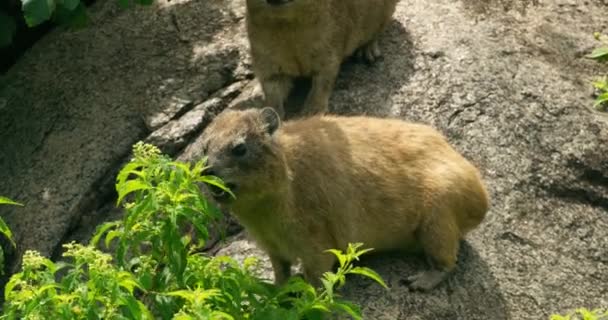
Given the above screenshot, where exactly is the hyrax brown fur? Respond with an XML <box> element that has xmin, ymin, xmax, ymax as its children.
<box><xmin>246</xmin><ymin>0</ymin><xmax>399</xmax><ymax>119</ymax></box>
<box><xmin>198</xmin><ymin>107</ymin><xmax>489</xmax><ymax>291</ymax></box>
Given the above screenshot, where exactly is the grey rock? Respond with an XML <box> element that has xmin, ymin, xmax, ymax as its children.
<box><xmin>0</xmin><ymin>0</ymin><xmax>248</xmax><ymax>272</ymax></box>
<box><xmin>144</xmin><ymin>96</ymin><xmax>194</xmax><ymax>131</ymax></box>
<box><xmin>146</xmin><ymin>97</ymin><xmax>222</xmax><ymax>155</ymax></box>
<box><xmin>228</xmin><ymin>79</ymin><xmax>265</xmax><ymax>111</ymax></box>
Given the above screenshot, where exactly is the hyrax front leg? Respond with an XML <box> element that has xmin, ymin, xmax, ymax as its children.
<box><xmin>298</xmin><ymin>62</ymin><xmax>340</xmax><ymax>117</ymax></box>
<box><xmin>407</xmin><ymin>210</ymin><xmax>460</xmax><ymax>291</ymax></box>
<box><xmin>260</xmin><ymin>76</ymin><xmax>293</xmax><ymax>120</ymax></box>
<box><xmin>270</xmin><ymin>254</ymin><xmax>292</xmax><ymax>286</ymax></box>
<box><xmin>302</xmin><ymin>251</ymin><xmax>337</xmax><ymax>288</ymax></box>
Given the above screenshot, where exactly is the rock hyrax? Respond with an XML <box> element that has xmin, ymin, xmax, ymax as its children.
<box><xmin>198</xmin><ymin>107</ymin><xmax>489</xmax><ymax>291</ymax></box>
<box><xmin>246</xmin><ymin>0</ymin><xmax>399</xmax><ymax>119</ymax></box>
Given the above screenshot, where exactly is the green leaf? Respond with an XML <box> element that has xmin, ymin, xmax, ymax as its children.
<box><xmin>199</xmin><ymin>175</ymin><xmax>235</xmax><ymax>199</ymax></box>
<box><xmin>116</xmin><ymin>162</ymin><xmax>144</xmax><ymax>188</ymax></box>
<box><xmin>310</xmin><ymin>303</ymin><xmax>332</xmax><ymax>313</ymax></box>
<box><xmin>0</xmin><ymin>196</ymin><xmax>23</xmax><ymax>206</ymax></box>
<box><xmin>278</xmin><ymin>277</ymin><xmax>316</xmax><ymax>299</ymax></box>
<box><xmin>165</xmin><ymin>288</ymin><xmax>220</xmax><ymax>304</ymax></box>
<box><xmin>35</xmin><ymin>283</ymin><xmax>59</xmax><ymax>296</ymax></box>
<box><xmin>592</xmin><ymin>79</ymin><xmax>608</xmax><ymax>91</ymax></box>
<box><xmin>324</xmin><ymin>249</ymin><xmax>346</xmax><ymax>268</ymax></box>
<box><xmin>53</xmin><ymin>2</ymin><xmax>88</xmax><ymax>29</ymax></box>
<box><xmin>301</xmin><ymin>309</ymin><xmax>325</xmax><ymax>320</ymax></box>
<box><xmin>22</xmin><ymin>0</ymin><xmax>54</xmax><ymax>27</ymax></box>
<box><xmin>4</xmin><ymin>276</ymin><xmax>21</xmax><ymax>300</ymax></box>
<box><xmin>117</xmin><ymin>271</ymin><xmax>143</xmax><ymax>294</ymax></box>
<box><xmin>0</xmin><ymin>246</ymin><xmax>4</xmax><ymax>276</ymax></box>
<box><xmin>587</xmin><ymin>47</ymin><xmax>608</xmax><ymax>60</ymax></box>
<box><xmin>594</xmin><ymin>92</ymin><xmax>608</xmax><ymax>110</ymax></box>
<box><xmin>58</xmin><ymin>0</ymin><xmax>79</xmax><ymax>10</ymax></box>
<box><xmin>332</xmin><ymin>300</ymin><xmax>362</xmax><ymax>320</ymax></box>
<box><xmin>117</xmin><ymin>0</ymin><xmax>131</xmax><ymax>8</ymax></box>
<box><xmin>253</xmin><ymin>308</ymin><xmax>298</xmax><ymax>320</ymax></box>
<box><xmin>119</xmin><ymin>294</ymin><xmax>144</xmax><ymax>319</ymax></box>
<box><xmin>116</xmin><ymin>180</ymin><xmax>150</xmax><ymax>205</ymax></box>
<box><xmin>0</xmin><ymin>217</ymin><xmax>15</xmax><ymax>247</ymax></box>
<box><xmin>90</xmin><ymin>221</ymin><xmax>120</xmax><ymax>247</ymax></box>
<box><xmin>104</xmin><ymin>229</ymin><xmax>122</xmax><ymax>249</ymax></box>
<box><xmin>348</xmin><ymin>267</ymin><xmax>388</xmax><ymax>289</ymax></box>
<box><xmin>320</xmin><ymin>277</ymin><xmax>334</xmax><ymax>299</ymax></box>
<box><xmin>0</xmin><ymin>11</ymin><xmax>16</xmax><ymax>47</ymax></box>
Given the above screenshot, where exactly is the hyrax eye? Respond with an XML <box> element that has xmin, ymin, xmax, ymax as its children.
<box><xmin>231</xmin><ymin>143</ymin><xmax>247</xmax><ymax>157</ymax></box>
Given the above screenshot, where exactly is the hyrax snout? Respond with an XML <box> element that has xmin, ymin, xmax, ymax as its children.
<box><xmin>246</xmin><ymin>0</ymin><xmax>400</xmax><ymax>119</ymax></box>
<box><xmin>197</xmin><ymin>107</ymin><xmax>489</xmax><ymax>291</ymax></box>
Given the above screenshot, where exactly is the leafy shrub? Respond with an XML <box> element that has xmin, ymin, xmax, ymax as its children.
<box><xmin>0</xmin><ymin>0</ymin><xmax>154</xmax><ymax>47</ymax></box>
<box><xmin>551</xmin><ymin>308</ymin><xmax>608</xmax><ymax>320</ymax></box>
<box><xmin>588</xmin><ymin>32</ymin><xmax>608</xmax><ymax>111</ymax></box>
<box><xmin>0</xmin><ymin>197</ymin><xmax>21</xmax><ymax>276</ymax></box>
<box><xmin>1</xmin><ymin>142</ymin><xmax>387</xmax><ymax>319</ymax></box>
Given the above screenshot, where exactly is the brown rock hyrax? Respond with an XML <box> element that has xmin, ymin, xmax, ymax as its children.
<box><xmin>245</xmin><ymin>0</ymin><xmax>399</xmax><ymax>119</ymax></box>
<box><xmin>199</xmin><ymin>107</ymin><xmax>489</xmax><ymax>291</ymax></box>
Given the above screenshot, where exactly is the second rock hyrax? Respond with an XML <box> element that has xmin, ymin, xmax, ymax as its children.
<box><xmin>198</xmin><ymin>107</ymin><xmax>489</xmax><ymax>291</ymax></box>
<box><xmin>245</xmin><ymin>0</ymin><xmax>400</xmax><ymax>119</ymax></box>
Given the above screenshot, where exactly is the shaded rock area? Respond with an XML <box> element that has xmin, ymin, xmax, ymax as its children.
<box><xmin>1</xmin><ymin>0</ymin><xmax>607</xmax><ymax>319</ymax></box>
<box><xmin>0</xmin><ymin>0</ymin><xmax>250</xmax><ymax>270</ymax></box>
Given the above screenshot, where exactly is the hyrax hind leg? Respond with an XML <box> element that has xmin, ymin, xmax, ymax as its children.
<box><xmin>355</xmin><ymin>38</ymin><xmax>382</xmax><ymax>64</ymax></box>
<box><xmin>407</xmin><ymin>208</ymin><xmax>460</xmax><ymax>291</ymax></box>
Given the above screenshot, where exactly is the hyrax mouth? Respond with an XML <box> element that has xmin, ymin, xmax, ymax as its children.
<box><xmin>208</xmin><ymin>182</ymin><xmax>237</xmax><ymax>202</ymax></box>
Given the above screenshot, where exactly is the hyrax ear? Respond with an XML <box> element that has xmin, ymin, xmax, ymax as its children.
<box><xmin>260</xmin><ymin>107</ymin><xmax>281</xmax><ymax>135</ymax></box>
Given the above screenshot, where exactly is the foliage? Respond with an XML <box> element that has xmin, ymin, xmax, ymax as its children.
<box><xmin>551</xmin><ymin>308</ymin><xmax>608</xmax><ymax>320</ymax></box>
<box><xmin>1</xmin><ymin>142</ymin><xmax>387</xmax><ymax>319</ymax></box>
<box><xmin>0</xmin><ymin>197</ymin><xmax>22</xmax><ymax>276</ymax></box>
<box><xmin>588</xmin><ymin>32</ymin><xmax>608</xmax><ymax>111</ymax></box>
<box><xmin>0</xmin><ymin>0</ymin><xmax>155</xmax><ymax>48</ymax></box>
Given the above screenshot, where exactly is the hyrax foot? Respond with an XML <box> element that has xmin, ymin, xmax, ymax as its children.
<box><xmin>412</xmin><ymin>208</ymin><xmax>459</xmax><ymax>291</ymax></box>
<box><xmin>406</xmin><ymin>270</ymin><xmax>449</xmax><ymax>291</ymax></box>
<box><xmin>355</xmin><ymin>39</ymin><xmax>382</xmax><ymax>64</ymax></box>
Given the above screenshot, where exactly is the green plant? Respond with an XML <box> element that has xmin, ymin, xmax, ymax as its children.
<box><xmin>0</xmin><ymin>197</ymin><xmax>22</xmax><ymax>276</ymax></box>
<box><xmin>3</xmin><ymin>244</ymin><xmax>151</xmax><ymax>319</ymax></box>
<box><xmin>551</xmin><ymin>308</ymin><xmax>608</xmax><ymax>320</ymax></box>
<box><xmin>588</xmin><ymin>32</ymin><xmax>608</xmax><ymax>111</ymax></box>
<box><xmin>0</xmin><ymin>0</ymin><xmax>155</xmax><ymax>48</ymax></box>
<box><xmin>2</xmin><ymin>142</ymin><xmax>387</xmax><ymax>319</ymax></box>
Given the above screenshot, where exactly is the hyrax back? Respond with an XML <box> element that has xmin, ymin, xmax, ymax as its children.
<box><xmin>199</xmin><ymin>108</ymin><xmax>489</xmax><ymax>290</ymax></box>
<box><xmin>246</xmin><ymin>0</ymin><xmax>399</xmax><ymax>119</ymax></box>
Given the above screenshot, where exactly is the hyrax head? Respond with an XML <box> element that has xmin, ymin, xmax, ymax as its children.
<box><xmin>200</xmin><ymin>107</ymin><xmax>283</xmax><ymax>204</ymax></box>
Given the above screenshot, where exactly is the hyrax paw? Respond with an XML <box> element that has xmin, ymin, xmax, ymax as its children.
<box><xmin>355</xmin><ymin>41</ymin><xmax>382</xmax><ymax>64</ymax></box>
<box><xmin>406</xmin><ymin>270</ymin><xmax>447</xmax><ymax>291</ymax></box>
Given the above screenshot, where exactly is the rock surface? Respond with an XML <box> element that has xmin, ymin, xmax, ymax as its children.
<box><xmin>1</xmin><ymin>0</ymin><xmax>607</xmax><ymax>318</ymax></box>
<box><xmin>0</xmin><ymin>0</ymin><xmax>250</xmax><ymax>270</ymax></box>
